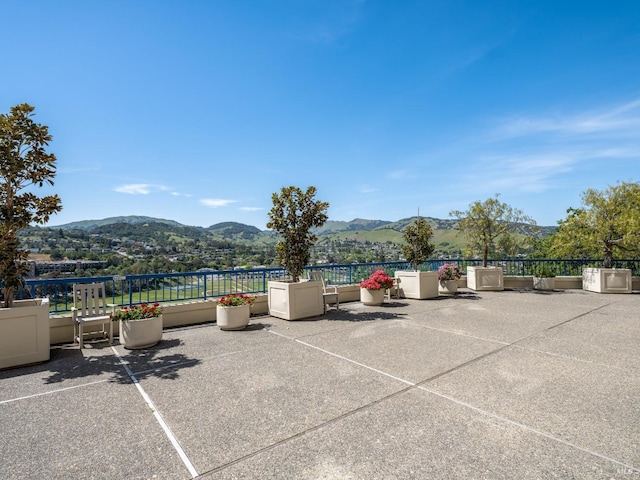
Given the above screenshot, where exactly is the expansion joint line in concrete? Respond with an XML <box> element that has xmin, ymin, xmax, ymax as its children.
<box><xmin>111</xmin><ymin>346</ymin><xmax>199</xmax><ymax>479</ymax></box>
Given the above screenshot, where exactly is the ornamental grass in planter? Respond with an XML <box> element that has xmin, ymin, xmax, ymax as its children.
<box><xmin>114</xmin><ymin>303</ymin><xmax>163</xmax><ymax>349</ymax></box>
<box><xmin>532</xmin><ymin>265</ymin><xmax>556</xmax><ymax>291</ymax></box>
<box><xmin>216</xmin><ymin>294</ymin><xmax>255</xmax><ymax>331</ymax></box>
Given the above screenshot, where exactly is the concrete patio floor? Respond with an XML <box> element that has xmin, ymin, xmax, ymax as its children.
<box><xmin>1</xmin><ymin>288</ymin><xmax>639</xmax><ymax>479</ymax></box>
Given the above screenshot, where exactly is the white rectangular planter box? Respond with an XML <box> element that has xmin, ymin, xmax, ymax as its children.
<box><xmin>268</xmin><ymin>280</ymin><xmax>324</xmax><ymax>320</ymax></box>
<box><xmin>395</xmin><ymin>271</ymin><xmax>439</xmax><ymax>299</ymax></box>
<box><xmin>582</xmin><ymin>268</ymin><xmax>632</xmax><ymax>294</ymax></box>
<box><xmin>467</xmin><ymin>266</ymin><xmax>504</xmax><ymax>291</ymax></box>
<box><xmin>0</xmin><ymin>299</ymin><xmax>50</xmax><ymax>369</ymax></box>
<box><xmin>533</xmin><ymin>277</ymin><xmax>556</xmax><ymax>291</ymax></box>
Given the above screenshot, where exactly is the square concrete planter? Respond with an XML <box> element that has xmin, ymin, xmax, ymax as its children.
<box><xmin>394</xmin><ymin>271</ymin><xmax>439</xmax><ymax>299</ymax></box>
<box><xmin>0</xmin><ymin>298</ymin><xmax>50</xmax><ymax>370</ymax></box>
<box><xmin>268</xmin><ymin>280</ymin><xmax>324</xmax><ymax>320</ymax></box>
<box><xmin>533</xmin><ymin>276</ymin><xmax>556</xmax><ymax>291</ymax></box>
<box><xmin>582</xmin><ymin>268</ymin><xmax>632</xmax><ymax>294</ymax></box>
<box><xmin>466</xmin><ymin>266</ymin><xmax>504</xmax><ymax>291</ymax></box>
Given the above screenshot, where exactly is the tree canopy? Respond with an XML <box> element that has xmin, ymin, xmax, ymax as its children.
<box><xmin>401</xmin><ymin>217</ymin><xmax>435</xmax><ymax>270</ymax></box>
<box><xmin>549</xmin><ymin>181</ymin><xmax>640</xmax><ymax>267</ymax></box>
<box><xmin>266</xmin><ymin>185</ymin><xmax>329</xmax><ymax>282</ymax></box>
<box><xmin>0</xmin><ymin>103</ymin><xmax>62</xmax><ymax>307</ymax></box>
<box><xmin>450</xmin><ymin>195</ymin><xmax>537</xmax><ymax>267</ymax></box>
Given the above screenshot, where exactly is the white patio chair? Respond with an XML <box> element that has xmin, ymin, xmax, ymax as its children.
<box><xmin>308</xmin><ymin>271</ymin><xmax>339</xmax><ymax>313</ymax></box>
<box><xmin>72</xmin><ymin>283</ymin><xmax>113</xmax><ymax>348</ymax></box>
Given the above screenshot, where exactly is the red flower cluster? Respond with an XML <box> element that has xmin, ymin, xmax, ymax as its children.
<box><xmin>216</xmin><ymin>293</ymin><xmax>255</xmax><ymax>307</ymax></box>
<box><xmin>115</xmin><ymin>302</ymin><xmax>163</xmax><ymax>321</ymax></box>
<box><xmin>360</xmin><ymin>270</ymin><xmax>394</xmax><ymax>290</ymax></box>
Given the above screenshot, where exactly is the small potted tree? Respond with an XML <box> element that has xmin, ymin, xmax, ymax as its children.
<box><xmin>550</xmin><ymin>182</ymin><xmax>639</xmax><ymax>294</ymax></box>
<box><xmin>266</xmin><ymin>186</ymin><xmax>329</xmax><ymax>320</ymax></box>
<box><xmin>0</xmin><ymin>104</ymin><xmax>62</xmax><ymax>369</ymax></box>
<box><xmin>450</xmin><ymin>195</ymin><xmax>537</xmax><ymax>291</ymax></box>
<box><xmin>395</xmin><ymin>217</ymin><xmax>438</xmax><ymax>299</ymax></box>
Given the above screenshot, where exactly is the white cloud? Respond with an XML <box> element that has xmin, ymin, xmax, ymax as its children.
<box><xmin>493</xmin><ymin>98</ymin><xmax>640</xmax><ymax>139</ymax></box>
<box><xmin>115</xmin><ymin>184</ymin><xmax>168</xmax><ymax>195</ymax></box>
<box><xmin>387</xmin><ymin>169</ymin><xmax>415</xmax><ymax>180</ymax></box>
<box><xmin>359</xmin><ymin>185</ymin><xmax>378</xmax><ymax>194</ymax></box>
<box><xmin>200</xmin><ymin>198</ymin><xmax>237</xmax><ymax>208</ymax></box>
<box><xmin>240</xmin><ymin>207</ymin><xmax>263</xmax><ymax>211</ymax></box>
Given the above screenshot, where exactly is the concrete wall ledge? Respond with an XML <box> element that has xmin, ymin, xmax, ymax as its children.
<box><xmin>46</xmin><ymin>276</ymin><xmax>639</xmax><ymax>345</ymax></box>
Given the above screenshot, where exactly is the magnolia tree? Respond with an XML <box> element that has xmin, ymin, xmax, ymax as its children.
<box><xmin>0</xmin><ymin>104</ymin><xmax>62</xmax><ymax>307</ymax></box>
<box><xmin>550</xmin><ymin>182</ymin><xmax>640</xmax><ymax>268</ymax></box>
<box><xmin>266</xmin><ymin>186</ymin><xmax>329</xmax><ymax>282</ymax></box>
<box><xmin>450</xmin><ymin>195</ymin><xmax>537</xmax><ymax>267</ymax></box>
<box><xmin>401</xmin><ymin>217</ymin><xmax>435</xmax><ymax>270</ymax></box>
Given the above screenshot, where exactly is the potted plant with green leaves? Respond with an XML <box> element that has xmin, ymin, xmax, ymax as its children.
<box><xmin>216</xmin><ymin>294</ymin><xmax>255</xmax><ymax>330</ymax></box>
<box><xmin>0</xmin><ymin>104</ymin><xmax>62</xmax><ymax>369</ymax></box>
<box><xmin>114</xmin><ymin>302</ymin><xmax>163</xmax><ymax>349</ymax></box>
<box><xmin>450</xmin><ymin>195</ymin><xmax>537</xmax><ymax>291</ymax></box>
<box><xmin>549</xmin><ymin>182</ymin><xmax>639</xmax><ymax>294</ymax></box>
<box><xmin>266</xmin><ymin>185</ymin><xmax>329</xmax><ymax>320</ymax></box>
<box><xmin>532</xmin><ymin>265</ymin><xmax>556</xmax><ymax>291</ymax></box>
<box><xmin>395</xmin><ymin>217</ymin><xmax>438</xmax><ymax>299</ymax></box>
<box><xmin>438</xmin><ymin>263</ymin><xmax>463</xmax><ymax>295</ymax></box>
<box><xmin>360</xmin><ymin>270</ymin><xmax>394</xmax><ymax>306</ymax></box>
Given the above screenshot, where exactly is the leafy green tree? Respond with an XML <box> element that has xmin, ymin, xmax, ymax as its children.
<box><xmin>450</xmin><ymin>195</ymin><xmax>536</xmax><ymax>267</ymax></box>
<box><xmin>401</xmin><ymin>217</ymin><xmax>435</xmax><ymax>270</ymax></box>
<box><xmin>267</xmin><ymin>185</ymin><xmax>329</xmax><ymax>282</ymax></box>
<box><xmin>550</xmin><ymin>182</ymin><xmax>640</xmax><ymax>267</ymax></box>
<box><xmin>0</xmin><ymin>104</ymin><xmax>62</xmax><ymax>307</ymax></box>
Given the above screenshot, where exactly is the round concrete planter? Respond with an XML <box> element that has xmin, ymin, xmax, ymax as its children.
<box><xmin>216</xmin><ymin>304</ymin><xmax>250</xmax><ymax>330</ymax></box>
<box><xmin>119</xmin><ymin>316</ymin><xmax>163</xmax><ymax>349</ymax></box>
<box><xmin>360</xmin><ymin>288</ymin><xmax>385</xmax><ymax>306</ymax></box>
<box><xmin>439</xmin><ymin>280</ymin><xmax>458</xmax><ymax>295</ymax></box>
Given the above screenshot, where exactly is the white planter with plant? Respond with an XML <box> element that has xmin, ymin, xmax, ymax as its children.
<box><xmin>533</xmin><ymin>265</ymin><xmax>556</xmax><ymax>291</ymax></box>
<box><xmin>582</xmin><ymin>268</ymin><xmax>631</xmax><ymax>294</ymax></box>
<box><xmin>216</xmin><ymin>294</ymin><xmax>254</xmax><ymax>330</ymax></box>
<box><xmin>467</xmin><ymin>266</ymin><xmax>504</xmax><ymax>291</ymax></box>
<box><xmin>115</xmin><ymin>303</ymin><xmax>163</xmax><ymax>349</ymax></box>
<box><xmin>0</xmin><ymin>104</ymin><xmax>61</xmax><ymax>369</ymax></box>
<box><xmin>395</xmin><ymin>217</ymin><xmax>438</xmax><ymax>299</ymax></box>
<box><xmin>549</xmin><ymin>182</ymin><xmax>640</xmax><ymax>276</ymax></box>
<box><xmin>360</xmin><ymin>270</ymin><xmax>394</xmax><ymax>306</ymax></box>
<box><xmin>438</xmin><ymin>264</ymin><xmax>462</xmax><ymax>295</ymax></box>
<box><xmin>0</xmin><ymin>299</ymin><xmax>51</xmax><ymax>370</ymax></box>
<box><xmin>266</xmin><ymin>186</ymin><xmax>329</xmax><ymax>321</ymax></box>
<box><xmin>450</xmin><ymin>195</ymin><xmax>537</xmax><ymax>292</ymax></box>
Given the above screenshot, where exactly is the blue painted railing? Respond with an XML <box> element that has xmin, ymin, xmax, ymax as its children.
<box><xmin>17</xmin><ymin>258</ymin><xmax>640</xmax><ymax>313</ymax></box>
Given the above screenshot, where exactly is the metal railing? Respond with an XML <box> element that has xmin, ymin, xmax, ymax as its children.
<box><xmin>16</xmin><ymin>258</ymin><xmax>640</xmax><ymax>313</ymax></box>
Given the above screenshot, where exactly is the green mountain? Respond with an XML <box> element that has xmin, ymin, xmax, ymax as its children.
<box><xmin>47</xmin><ymin>215</ymin><xmax>556</xmax><ymax>250</ymax></box>
<box><xmin>53</xmin><ymin>215</ymin><xmax>185</xmax><ymax>230</ymax></box>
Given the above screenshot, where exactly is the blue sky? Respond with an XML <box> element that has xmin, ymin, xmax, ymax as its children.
<box><xmin>3</xmin><ymin>0</ymin><xmax>639</xmax><ymax>229</ymax></box>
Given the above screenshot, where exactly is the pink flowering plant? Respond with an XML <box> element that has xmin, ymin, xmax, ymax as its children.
<box><xmin>437</xmin><ymin>263</ymin><xmax>463</xmax><ymax>282</ymax></box>
<box><xmin>114</xmin><ymin>302</ymin><xmax>163</xmax><ymax>321</ymax></box>
<box><xmin>359</xmin><ymin>270</ymin><xmax>394</xmax><ymax>290</ymax></box>
<box><xmin>216</xmin><ymin>293</ymin><xmax>255</xmax><ymax>307</ymax></box>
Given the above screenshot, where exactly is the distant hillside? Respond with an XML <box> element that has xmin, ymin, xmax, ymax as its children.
<box><xmin>315</xmin><ymin>218</ymin><xmax>393</xmax><ymax>234</ymax></box>
<box><xmin>54</xmin><ymin>216</ymin><xmax>185</xmax><ymax>230</ymax></box>
<box><xmin>206</xmin><ymin>222</ymin><xmax>274</xmax><ymax>244</ymax></box>
<box><xmin>46</xmin><ymin>215</ymin><xmax>556</xmax><ymax>250</ymax></box>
